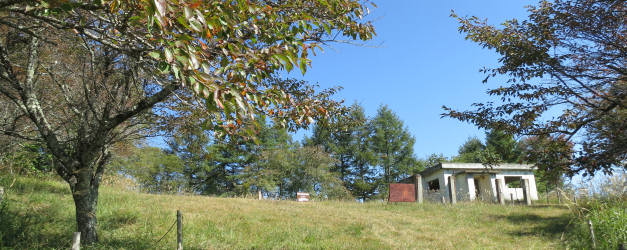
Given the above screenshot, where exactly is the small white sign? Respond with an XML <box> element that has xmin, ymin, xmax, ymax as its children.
<box><xmin>296</xmin><ymin>192</ymin><xmax>310</xmax><ymax>202</ymax></box>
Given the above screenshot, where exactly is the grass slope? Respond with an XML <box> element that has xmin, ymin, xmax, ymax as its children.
<box><xmin>1</xmin><ymin>176</ymin><xmax>571</xmax><ymax>249</ymax></box>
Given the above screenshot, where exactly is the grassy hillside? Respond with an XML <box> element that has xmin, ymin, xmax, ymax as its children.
<box><xmin>1</xmin><ymin>176</ymin><xmax>573</xmax><ymax>249</ymax></box>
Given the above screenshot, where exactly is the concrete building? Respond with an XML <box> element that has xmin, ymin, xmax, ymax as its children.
<box><xmin>417</xmin><ymin>163</ymin><xmax>538</xmax><ymax>203</ymax></box>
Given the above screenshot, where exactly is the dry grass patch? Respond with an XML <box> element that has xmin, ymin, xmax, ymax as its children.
<box><xmin>1</xmin><ymin>176</ymin><xmax>571</xmax><ymax>249</ymax></box>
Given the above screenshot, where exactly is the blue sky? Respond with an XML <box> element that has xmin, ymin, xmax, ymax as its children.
<box><xmin>289</xmin><ymin>0</ymin><xmax>534</xmax><ymax>158</ymax></box>
<box><xmin>150</xmin><ymin>1</ymin><xmax>535</xmax><ymax>159</ymax></box>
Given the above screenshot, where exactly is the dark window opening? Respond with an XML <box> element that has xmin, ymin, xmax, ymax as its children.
<box><xmin>505</xmin><ymin>176</ymin><xmax>522</xmax><ymax>188</ymax></box>
<box><xmin>428</xmin><ymin>179</ymin><xmax>440</xmax><ymax>191</ymax></box>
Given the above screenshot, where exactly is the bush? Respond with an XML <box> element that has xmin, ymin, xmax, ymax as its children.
<box><xmin>566</xmin><ymin>195</ymin><xmax>626</xmax><ymax>249</ymax></box>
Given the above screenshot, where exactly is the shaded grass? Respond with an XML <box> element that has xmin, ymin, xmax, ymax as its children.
<box><xmin>1</xmin><ymin>176</ymin><xmax>573</xmax><ymax>249</ymax></box>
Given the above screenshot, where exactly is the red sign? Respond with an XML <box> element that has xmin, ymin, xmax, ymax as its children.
<box><xmin>389</xmin><ymin>184</ymin><xmax>416</xmax><ymax>202</ymax></box>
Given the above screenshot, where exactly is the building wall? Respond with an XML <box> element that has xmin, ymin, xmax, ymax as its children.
<box><xmin>421</xmin><ymin>169</ymin><xmax>539</xmax><ymax>202</ymax></box>
<box><xmin>494</xmin><ymin>171</ymin><xmax>538</xmax><ymax>200</ymax></box>
<box><xmin>422</xmin><ymin>169</ymin><xmax>446</xmax><ymax>202</ymax></box>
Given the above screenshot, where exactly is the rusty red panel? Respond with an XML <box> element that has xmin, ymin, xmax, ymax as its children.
<box><xmin>389</xmin><ymin>183</ymin><xmax>416</xmax><ymax>202</ymax></box>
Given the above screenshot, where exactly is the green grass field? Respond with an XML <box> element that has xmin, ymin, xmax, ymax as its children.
<box><xmin>1</xmin><ymin>176</ymin><xmax>573</xmax><ymax>249</ymax></box>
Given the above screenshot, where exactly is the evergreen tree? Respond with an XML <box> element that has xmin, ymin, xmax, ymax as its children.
<box><xmin>307</xmin><ymin>103</ymin><xmax>366</xmax><ymax>184</ymax></box>
<box><xmin>485</xmin><ymin>129</ymin><xmax>522</xmax><ymax>163</ymax></box>
<box><xmin>346</xmin><ymin>108</ymin><xmax>378</xmax><ymax>201</ymax></box>
<box><xmin>307</xmin><ymin>103</ymin><xmax>378</xmax><ymax>200</ymax></box>
<box><xmin>369</xmin><ymin>105</ymin><xmax>417</xmax><ymax>185</ymax></box>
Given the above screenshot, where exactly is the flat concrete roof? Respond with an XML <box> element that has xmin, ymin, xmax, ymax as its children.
<box><xmin>419</xmin><ymin>163</ymin><xmax>535</xmax><ymax>177</ymax></box>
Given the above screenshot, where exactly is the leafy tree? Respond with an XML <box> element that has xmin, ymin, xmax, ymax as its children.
<box><xmin>453</xmin><ymin>137</ymin><xmax>485</xmax><ymax>163</ymax></box>
<box><xmin>444</xmin><ymin>0</ymin><xmax>626</xmax><ymax>176</ymax></box>
<box><xmin>518</xmin><ymin>135</ymin><xmax>573</xmax><ymax>192</ymax></box>
<box><xmin>0</xmin><ymin>1</ymin><xmax>375</xmax><ymax>243</ymax></box>
<box><xmin>425</xmin><ymin>153</ymin><xmax>448</xmax><ymax>167</ymax></box>
<box><xmin>260</xmin><ymin>144</ymin><xmax>350</xmax><ymax>200</ymax></box>
<box><xmin>111</xmin><ymin>146</ymin><xmax>186</xmax><ymax>193</ymax></box>
<box><xmin>369</xmin><ymin>105</ymin><xmax>417</xmax><ymax>187</ymax></box>
<box><xmin>0</xmin><ymin>143</ymin><xmax>53</xmax><ymax>175</ymax></box>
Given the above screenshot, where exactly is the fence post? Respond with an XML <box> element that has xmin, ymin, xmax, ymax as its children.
<box><xmin>448</xmin><ymin>176</ymin><xmax>456</xmax><ymax>204</ymax></box>
<box><xmin>71</xmin><ymin>232</ymin><xmax>81</xmax><ymax>250</ymax></box>
<box><xmin>177</xmin><ymin>210</ymin><xmax>183</xmax><ymax>250</ymax></box>
<box><xmin>414</xmin><ymin>174</ymin><xmax>423</xmax><ymax>204</ymax></box>
<box><xmin>0</xmin><ymin>186</ymin><xmax>4</xmax><ymax>204</ymax></box>
<box><xmin>258</xmin><ymin>190</ymin><xmax>262</xmax><ymax>200</ymax></box>
<box><xmin>588</xmin><ymin>219</ymin><xmax>596</xmax><ymax>249</ymax></box>
<box><xmin>557</xmin><ymin>190</ymin><xmax>561</xmax><ymax>204</ymax></box>
<box><xmin>441</xmin><ymin>196</ymin><xmax>446</xmax><ymax>204</ymax></box>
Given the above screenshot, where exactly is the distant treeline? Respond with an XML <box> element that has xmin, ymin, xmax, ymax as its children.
<box><xmin>2</xmin><ymin>103</ymin><xmax>565</xmax><ymax>201</ymax></box>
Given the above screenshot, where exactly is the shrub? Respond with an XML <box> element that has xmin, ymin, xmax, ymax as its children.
<box><xmin>563</xmin><ymin>170</ymin><xmax>627</xmax><ymax>250</ymax></box>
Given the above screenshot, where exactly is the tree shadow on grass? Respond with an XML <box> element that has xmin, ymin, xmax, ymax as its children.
<box><xmin>493</xmin><ymin>212</ymin><xmax>572</xmax><ymax>238</ymax></box>
<box><xmin>531</xmin><ymin>204</ymin><xmax>568</xmax><ymax>209</ymax></box>
<box><xmin>0</xmin><ymin>199</ymin><xmax>73</xmax><ymax>249</ymax></box>
<box><xmin>95</xmin><ymin>237</ymin><xmax>158</xmax><ymax>249</ymax></box>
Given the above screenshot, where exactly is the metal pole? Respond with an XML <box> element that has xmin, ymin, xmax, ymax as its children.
<box><xmin>177</xmin><ymin>210</ymin><xmax>183</xmax><ymax>250</ymax></box>
<box><xmin>588</xmin><ymin>219</ymin><xmax>596</xmax><ymax>249</ymax></box>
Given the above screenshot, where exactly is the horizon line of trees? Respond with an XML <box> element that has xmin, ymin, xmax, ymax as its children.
<box><xmin>2</xmin><ymin>103</ymin><xmax>569</xmax><ymax>201</ymax></box>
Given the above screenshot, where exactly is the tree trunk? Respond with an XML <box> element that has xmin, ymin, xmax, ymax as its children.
<box><xmin>67</xmin><ymin>158</ymin><xmax>105</xmax><ymax>245</ymax></box>
<box><xmin>73</xmin><ymin>188</ymin><xmax>99</xmax><ymax>244</ymax></box>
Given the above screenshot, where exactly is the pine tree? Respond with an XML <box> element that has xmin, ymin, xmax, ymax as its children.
<box><xmin>369</xmin><ymin>105</ymin><xmax>417</xmax><ymax>186</ymax></box>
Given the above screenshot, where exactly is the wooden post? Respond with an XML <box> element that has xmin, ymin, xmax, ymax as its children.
<box><xmin>71</xmin><ymin>232</ymin><xmax>80</xmax><ymax>250</ymax></box>
<box><xmin>588</xmin><ymin>219</ymin><xmax>596</xmax><ymax>248</ymax></box>
<box><xmin>441</xmin><ymin>196</ymin><xmax>446</xmax><ymax>204</ymax></box>
<box><xmin>510</xmin><ymin>193</ymin><xmax>514</xmax><ymax>205</ymax></box>
<box><xmin>258</xmin><ymin>190</ymin><xmax>262</xmax><ymax>200</ymax></box>
<box><xmin>448</xmin><ymin>176</ymin><xmax>456</xmax><ymax>204</ymax></box>
<box><xmin>0</xmin><ymin>186</ymin><xmax>4</xmax><ymax>204</ymax></box>
<box><xmin>414</xmin><ymin>174</ymin><xmax>423</xmax><ymax>204</ymax></box>
<box><xmin>522</xmin><ymin>179</ymin><xmax>532</xmax><ymax>206</ymax></box>
<box><xmin>495</xmin><ymin>179</ymin><xmax>505</xmax><ymax>205</ymax></box>
<box><xmin>557</xmin><ymin>190</ymin><xmax>561</xmax><ymax>204</ymax></box>
<box><xmin>177</xmin><ymin>210</ymin><xmax>183</xmax><ymax>250</ymax></box>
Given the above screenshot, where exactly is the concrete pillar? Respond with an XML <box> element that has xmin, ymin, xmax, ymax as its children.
<box><xmin>448</xmin><ymin>176</ymin><xmax>456</xmax><ymax>204</ymax></box>
<box><xmin>495</xmin><ymin>179</ymin><xmax>505</xmax><ymax>205</ymax></box>
<box><xmin>414</xmin><ymin>174</ymin><xmax>423</xmax><ymax>203</ymax></box>
<box><xmin>522</xmin><ymin>179</ymin><xmax>532</xmax><ymax>205</ymax></box>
